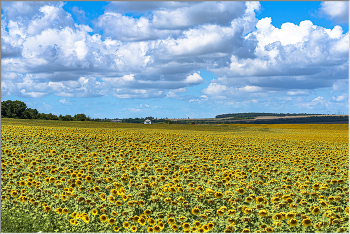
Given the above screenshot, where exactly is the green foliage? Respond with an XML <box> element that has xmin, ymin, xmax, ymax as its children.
<box><xmin>73</xmin><ymin>113</ymin><xmax>87</xmax><ymax>121</ymax></box>
<box><xmin>1</xmin><ymin>100</ymin><xmax>27</xmax><ymax>118</ymax></box>
<box><xmin>58</xmin><ymin>114</ymin><xmax>74</xmax><ymax>121</ymax></box>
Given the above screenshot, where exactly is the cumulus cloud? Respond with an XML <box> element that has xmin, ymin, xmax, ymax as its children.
<box><xmin>184</xmin><ymin>72</ymin><xmax>204</xmax><ymax>84</ymax></box>
<box><xmin>319</xmin><ymin>1</ymin><xmax>349</xmax><ymax>24</ymax></box>
<box><xmin>332</xmin><ymin>93</ymin><xmax>348</xmax><ymax>102</ymax></box>
<box><xmin>208</xmin><ymin>18</ymin><xmax>348</xmax><ymax>96</ymax></box>
<box><xmin>59</xmin><ymin>98</ymin><xmax>71</xmax><ymax>104</ymax></box>
<box><xmin>287</xmin><ymin>90</ymin><xmax>312</xmax><ymax>96</ymax></box>
<box><xmin>1</xmin><ymin>0</ymin><xmax>348</xmax><ymax>108</ymax></box>
<box><xmin>166</xmin><ymin>88</ymin><xmax>187</xmax><ymax>98</ymax></box>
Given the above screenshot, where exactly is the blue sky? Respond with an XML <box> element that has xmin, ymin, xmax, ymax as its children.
<box><xmin>1</xmin><ymin>1</ymin><xmax>349</xmax><ymax>119</ymax></box>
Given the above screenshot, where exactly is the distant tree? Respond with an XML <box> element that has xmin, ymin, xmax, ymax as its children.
<box><xmin>59</xmin><ymin>114</ymin><xmax>73</xmax><ymax>121</ymax></box>
<box><xmin>39</xmin><ymin>113</ymin><xmax>58</xmax><ymax>120</ymax></box>
<box><xmin>1</xmin><ymin>100</ymin><xmax>27</xmax><ymax>118</ymax></box>
<box><xmin>74</xmin><ymin>113</ymin><xmax>87</xmax><ymax>121</ymax></box>
<box><xmin>22</xmin><ymin>108</ymin><xmax>39</xmax><ymax>119</ymax></box>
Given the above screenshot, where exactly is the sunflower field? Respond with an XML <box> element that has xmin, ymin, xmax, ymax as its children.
<box><xmin>1</xmin><ymin>119</ymin><xmax>349</xmax><ymax>233</ymax></box>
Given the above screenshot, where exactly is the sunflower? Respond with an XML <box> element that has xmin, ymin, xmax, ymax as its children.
<box><xmin>108</xmin><ymin>196</ymin><xmax>115</xmax><ymax>203</ymax></box>
<box><xmin>258</xmin><ymin>210</ymin><xmax>268</xmax><ymax>217</ymax></box>
<box><xmin>115</xmin><ymin>200</ymin><xmax>122</xmax><ymax>206</ymax></box>
<box><xmin>245</xmin><ymin>196</ymin><xmax>254</xmax><ymax>203</ymax></box>
<box><xmin>167</xmin><ymin>217</ymin><xmax>176</xmax><ymax>224</ymax></box>
<box><xmin>56</xmin><ymin>207</ymin><xmax>63</xmax><ymax>214</ymax></box>
<box><xmin>153</xmin><ymin>225</ymin><xmax>161</xmax><ymax>233</ymax></box>
<box><xmin>265</xmin><ymin>227</ymin><xmax>274</xmax><ymax>233</ymax></box>
<box><xmin>287</xmin><ymin>218</ymin><xmax>298</xmax><ymax>227</ymax></box>
<box><xmin>91</xmin><ymin>209</ymin><xmax>98</xmax><ymax>215</ymax></box>
<box><xmin>202</xmin><ymin>224</ymin><xmax>209</xmax><ymax>231</ymax></box>
<box><xmin>215</xmin><ymin>192</ymin><xmax>223</xmax><ymax>199</ymax></box>
<box><xmin>108</xmin><ymin>218</ymin><xmax>116</xmax><ymax>225</ymax></box>
<box><xmin>242</xmin><ymin>229</ymin><xmax>250</xmax><ymax>233</ymax></box>
<box><xmin>319</xmin><ymin>200</ymin><xmax>327</xmax><ymax>207</ymax></box>
<box><xmin>312</xmin><ymin>206</ymin><xmax>321</xmax><ymax>215</ymax></box>
<box><xmin>123</xmin><ymin>221</ymin><xmax>130</xmax><ymax>229</ymax></box>
<box><xmin>194</xmin><ymin>221</ymin><xmax>201</xmax><ymax>227</ymax></box>
<box><xmin>286</xmin><ymin>212</ymin><xmax>295</xmax><ymax>219</ymax></box>
<box><xmin>82</xmin><ymin>215</ymin><xmax>90</xmax><ymax>224</ymax></box>
<box><xmin>53</xmin><ymin>194</ymin><xmax>59</xmax><ymax>199</ymax></box>
<box><xmin>11</xmin><ymin>191</ymin><xmax>18</xmax><ymax>197</ymax></box>
<box><xmin>138</xmin><ymin>217</ymin><xmax>146</xmax><ymax>225</ymax></box>
<box><xmin>272</xmin><ymin>213</ymin><xmax>282</xmax><ymax>221</ymax></box>
<box><xmin>183</xmin><ymin>223</ymin><xmax>191</xmax><ymax>230</ymax></box>
<box><xmin>236</xmin><ymin>188</ymin><xmax>245</xmax><ymax>195</ymax></box>
<box><xmin>217</xmin><ymin>209</ymin><xmax>225</xmax><ymax>216</ymax></box>
<box><xmin>159</xmin><ymin>222</ymin><xmax>165</xmax><ymax>229</ymax></box>
<box><xmin>208</xmin><ymin>222</ymin><xmax>215</xmax><ymax>230</ymax></box>
<box><xmin>272</xmin><ymin>221</ymin><xmax>282</xmax><ymax>227</ymax></box>
<box><xmin>147</xmin><ymin>227</ymin><xmax>154</xmax><ymax>233</ymax></box>
<box><xmin>144</xmin><ymin>209</ymin><xmax>152</xmax><ymax>216</ymax></box>
<box><xmin>85</xmin><ymin>176</ymin><xmax>93</xmax><ymax>182</ymax></box>
<box><xmin>178</xmin><ymin>187</ymin><xmax>184</xmax><ymax>193</ymax></box>
<box><xmin>70</xmin><ymin>219</ymin><xmax>75</xmax><ymax>225</ymax></box>
<box><xmin>192</xmin><ymin>208</ymin><xmax>201</xmax><ymax>215</ymax></box>
<box><xmin>111</xmin><ymin>211</ymin><xmax>117</xmax><ymax>217</ymax></box>
<box><xmin>100</xmin><ymin>215</ymin><xmax>108</xmax><ymax>223</ymax></box>
<box><xmin>94</xmin><ymin>186</ymin><xmax>101</xmax><ymax>192</ymax></box>
<box><xmin>111</xmin><ymin>189</ymin><xmax>118</xmax><ymax>196</ymax></box>
<box><xmin>146</xmin><ymin>218</ymin><xmax>155</xmax><ymax>226</ymax></box>
<box><xmin>302</xmin><ymin>219</ymin><xmax>312</xmax><ymax>227</ymax></box>
<box><xmin>164</xmin><ymin>197</ymin><xmax>171</xmax><ymax>203</ymax></box>
<box><xmin>62</xmin><ymin>207</ymin><xmax>69</xmax><ymax>214</ymax></box>
<box><xmin>114</xmin><ymin>226</ymin><xmax>120</xmax><ymax>232</ymax></box>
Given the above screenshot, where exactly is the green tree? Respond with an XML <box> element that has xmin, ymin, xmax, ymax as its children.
<box><xmin>1</xmin><ymin>100</ymin><xmax>27</xmax><ymax>118</ymax></box>
<box><xmin>59</xmin><ymin>114</ymin><xmax>73</xmax><ymax>121</ymax></box>
<box><xmin>74</xmin><ymin>113</ymin><xmax>87</xmax><ymax>121</ymax></box>
<box><xmin>22</xmin><ymin>108</ymin><xmax>39</xmax><ymax>119</ymax></box>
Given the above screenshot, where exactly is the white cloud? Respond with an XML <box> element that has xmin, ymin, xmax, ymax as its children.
<box><xmin>287</xmin><ymin>90</ymin><xmax>310</xmax><ymax>96</ymax></box>
<box><xmin>20</xmin><ymin>89</ymin><xmax>48</xmax><ymax>98</ymax></box>
<box><xmin>152</xmin><ymin>1</ymin><xmax>246</xmax><ymax>30</ymax></box>
<box><xmin>27</xmin><ymin>3</ymin><xmax>75</xmax><ymax>35</ymax></box>
<box><xmin>59</xmin><ymin>98</ymin><xmax>71</xmax><ymax>104</ymax></box>
<box><xmin>123</xmin><ymin>108</ymin><xmax>142</xmax><ymax>113</ymax></box>
<box><xmin>166</xmin><ymin>88</ymin><xmax>187</xmax><ymax>98</ymax></box>
<box><xmin>332</xmin><ymin>93</ymin><xmax>348</xmax><ymax>102</ymax></box>
<box><xmin>202</xmin><ymin>83</ymin><xmax>227</xmax><ymax>96</ymax></box>
<box><xmin>319</xmin><ymin>1</ymin><xmax>349</xmax><ymax>24</ymax></box>
<box><xmin>1</xmin><ymin>1</ymin><xmax>348</xmax><ymax>108</ymax></box>
<box><xmin>238</xmin><ymin>85</ymin><xmax>262</xmax><ymax>92</ymax></box>
<box><xmin>184</xmin><ymin>72</ymin><xmax>204</xmax><ymax>84</ymax></box>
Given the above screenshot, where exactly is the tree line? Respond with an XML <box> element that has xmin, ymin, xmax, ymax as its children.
<box><xmin>1</xmin><ymin>100</ymin><xmax>172</xmax><ymax>123</ymax></box>
<box><xmin>215</xmin><ymin>112</ymin><xmax>323</xmax><ymax>119</ymax></box>
<box><xmin>1</xmin><ymin>100</ymin><xmax>90</xmax><ymax>121</ymax></box>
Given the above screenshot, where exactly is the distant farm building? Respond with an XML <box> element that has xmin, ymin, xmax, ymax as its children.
<box><xmin>110</xmin><ymin>119</ymin><xmax>122</xmax><ymax>122</ymax></box>
<box><xmin>144</xmin><ymin>119</ymin><xmax>151</xmax><ymax>124</ymax></box>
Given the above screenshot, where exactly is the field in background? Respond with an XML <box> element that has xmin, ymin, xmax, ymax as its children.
<box><xmin>1</xmin><ymin>119</ymin><xmax>349</xmax><ymax>233</ymax></box>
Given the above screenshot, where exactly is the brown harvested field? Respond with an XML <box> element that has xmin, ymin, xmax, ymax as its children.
<box><xmin>170</xmin><ymin>115</ymin><xmax>348</xmax><ymax>122</ymax></box>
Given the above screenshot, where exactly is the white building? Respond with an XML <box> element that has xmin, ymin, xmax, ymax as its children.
<box><xmin>144</xmin><ymin>119</ymin><xmax>151</xmax><ymax>124</ymax></box>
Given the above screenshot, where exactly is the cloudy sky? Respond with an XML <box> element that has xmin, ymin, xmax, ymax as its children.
<box><xmin>1</xmin><ymin>1</ymin><xmax>349</xmax><ymax>119</ymax></box>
